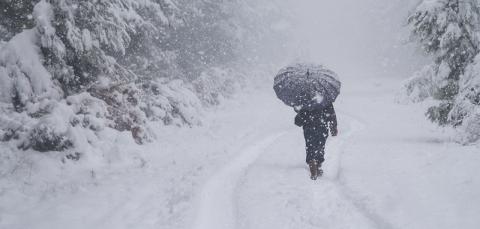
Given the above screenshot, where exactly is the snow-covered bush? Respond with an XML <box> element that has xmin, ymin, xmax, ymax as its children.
<box><xmin>398</xmin><ymin>64</ymin><xmax>436</xmax><ymax>104</ymax></box>
<box><xmin>0</xmin><ymin>92</ymin><xmax>109</xmax><ymax>153</ymax></box>
<box><xmin>403</xmin><ymin>0</ymin><xmax>480</xmax><ymax>143</ymax></box>
<box><xmin>0</xmin><ymin>0</ymin><xmax>285</xmax><ymax>155</ymax></box>
<box><xmin>0</xmin><ymin>0</ymin><xmax>176</xmax><ymax>153</ymax></box>
<box><xmin>141</xmin><ymin>79</ymin><xmax>204</xmax><ymax>126</ymax></box>
<box><xmin>193</xmin><ymin>68</ymin><xmax>245</xmax><ymax>106</ymax></box>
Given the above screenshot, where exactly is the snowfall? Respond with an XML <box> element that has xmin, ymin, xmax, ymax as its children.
<box><xmin>2</xmin><ymin>1</ymin><xmax>480</xmax><ymax>229</ymax></box>
<box><xmin>0</xmin><ymin>69</ymin><xmax>479</xmax><ymax>229</ymax></box>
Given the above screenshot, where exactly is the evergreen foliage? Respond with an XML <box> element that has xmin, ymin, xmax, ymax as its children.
<box><xmin>0</xmin><ymin>0</ymin><xmax>284</xmax><ymax>153</ymax></box>
<box><xmin>404</xmin><ymin>0</ymin><xmax>480</xmax><ymax>142</ymax></box>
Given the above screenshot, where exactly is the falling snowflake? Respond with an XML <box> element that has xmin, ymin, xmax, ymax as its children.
<box><xmin>313</xmin><ymin>92</ymin><xmax>324</xmax><ymax>104</ymax></box>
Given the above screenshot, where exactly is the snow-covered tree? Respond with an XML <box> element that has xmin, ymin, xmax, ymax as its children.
<box><xmin>0</xmin><ymin>0</ymin><xmax>39</xmax><ymax>41</ymax></box>
<box><xmin>404</xmin><ymin>0</ymin><xmax>480</xmax><ymax>142</ymax></box>
<box><xmin>450</xmin><ymin>54</ymin><xmax>480</xmax><ymax>142</ymax></box>
<box><xmin>0</xmin><ymin>0</ymin><xmax>286</xmax><ymax>154</ymax></box>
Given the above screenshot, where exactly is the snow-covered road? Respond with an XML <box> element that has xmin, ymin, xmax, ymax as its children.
<box><xmin>192</xmin><ymin>132</ymin><xmax>287</xmax><ymax>229</ymax></box>
<box><xmin>2</xmin><ymin>75</ymin><xmax>480</xmax><ymax>229</ymax></box>
<box><xmin>191</xmin><ymin>112</ymin><xmax>374</xmax><ymax>229</ymax></box>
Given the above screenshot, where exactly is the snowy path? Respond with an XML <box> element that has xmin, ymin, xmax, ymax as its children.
<box><xmin>192</xmin><ymin>132</ymin><xmax>287</xmax><ymax>229</ymax></box>
<box><xmin>192</xmin><ymin>111</ymin><xmax>377</xmax><ymax>229</ymax></box>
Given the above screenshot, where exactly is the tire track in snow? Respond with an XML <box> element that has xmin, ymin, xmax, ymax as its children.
<box><xmin>192</xmin><ymin>112</ymin><xmax>395</xmax><ymax>229</ymax></box>
<box><xmin>329</xmin><ymin>113</ymin><xmax>397</xmax><ymax>229</ymax></box>
<box><xmin>192</xmin><ymin>132</ymin><xmax>287</xmax><ymax>229</ymax></box>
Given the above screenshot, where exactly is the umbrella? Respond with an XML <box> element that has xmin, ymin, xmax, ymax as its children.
<box><xmin>273</xmin><ymin>63</ymin><xmax>341</xmax><ymax>111</ymax></box>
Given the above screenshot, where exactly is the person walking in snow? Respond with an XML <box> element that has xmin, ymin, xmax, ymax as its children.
<box><xmin>294</xmin><ymin>103</ymin><xmax>338</xmax><ymax>180</ymax></box>
<box><xmin>273</xmin><ymin>63</ymin><xmax>341</xmax><ymax>180</ymax></box>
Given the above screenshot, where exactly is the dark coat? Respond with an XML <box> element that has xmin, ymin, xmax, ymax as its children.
<box><xmin>294</xmin><ymin>104</ymin><xmax>337</xmax><ymax>131</ymax></box>
<box><xmin>295</xmin><ymin>104</ymin><xmax>338</xmax><ymax>163</ymax></box>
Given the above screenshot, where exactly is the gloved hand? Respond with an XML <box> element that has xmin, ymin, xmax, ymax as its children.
<box><xmin>330</xmin><ymin>127</ymin><xmax>338</xmax><ymax>137</ymax></box>
<box><xmin>294</xmin><ymin>114</ymin><xmax>304</xmax><ymax>127</ymax></box>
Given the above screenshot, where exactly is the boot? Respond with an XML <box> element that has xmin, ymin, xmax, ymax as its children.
<box><xmin>317</xmin><ymin>162</ymin><xmax>323</xmax><ymax>177</ymax></box>
<box><xmin>308</xmin><ymin>160</ymin><xmax>319</xmax><ymax>180</ymax></box>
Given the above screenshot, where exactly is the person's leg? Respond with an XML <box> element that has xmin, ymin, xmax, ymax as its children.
<box><xmin>317</xmin><ymin>130</ymin><xmax>328</xmax><ymax>164</ymax></box>
<box><xmin>304</xmin><ymin>126</ymin><xmax>328</xmax><ymax>179</ymax></box>
<box><xmin>303</xmin><ymin>126</ymin><xmax>319</xmax><ymax>164</ymax></box>
<box><xmin>303</xmin><ymin>126</ymin><xmax>326</xmax><ymax>163</ymax></box>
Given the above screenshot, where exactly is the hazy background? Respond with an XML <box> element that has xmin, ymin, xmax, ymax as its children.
<box><xmin>272</xmin><ymin>0</ymin><xmax>428</xmax><ymax>78</ymax></box>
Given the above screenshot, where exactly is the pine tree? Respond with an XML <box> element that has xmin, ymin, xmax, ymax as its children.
<box><xmin>407</xmin><ymin>0</ymin><xmax>480</xmax><ymax>125</ymax></box>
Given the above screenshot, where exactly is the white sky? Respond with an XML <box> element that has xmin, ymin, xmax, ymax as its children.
<box><xmin>275</xmin><ymin>0</ymin><xmax>427</xmax><ymax>78</ymax></box>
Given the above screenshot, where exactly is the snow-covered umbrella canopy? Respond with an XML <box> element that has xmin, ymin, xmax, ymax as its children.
<box><xmin>273</xmin><ymin>63</ymin><xmax>341</xmax><ymax>111</ymax></box>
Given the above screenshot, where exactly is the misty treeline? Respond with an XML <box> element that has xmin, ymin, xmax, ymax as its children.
<box><xmin>404</xmin><ymin>0</ymin><xmax>480</xmax><ymax>143</ymax></box>
<box><xmin>0</xmin><ymin>0</ymin><xmax>286</xmax><ymax>153</ymax></box>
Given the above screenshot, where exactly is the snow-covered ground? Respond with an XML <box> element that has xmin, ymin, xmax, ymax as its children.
<box><xmin>1</xmin><ymin>73</ymin><xmax>480</xmax><ymax>229</ymax></box>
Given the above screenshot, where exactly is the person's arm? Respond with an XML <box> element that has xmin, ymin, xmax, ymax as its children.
<box><xmin>294</xmin><ymin>110</ymin><xmax>306</xmax><ymax>127</ymax></box>
<box><xmin>327</xmin><ymin>104</ymin><xmax>338</xmax><ymax>136</ymax></box>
